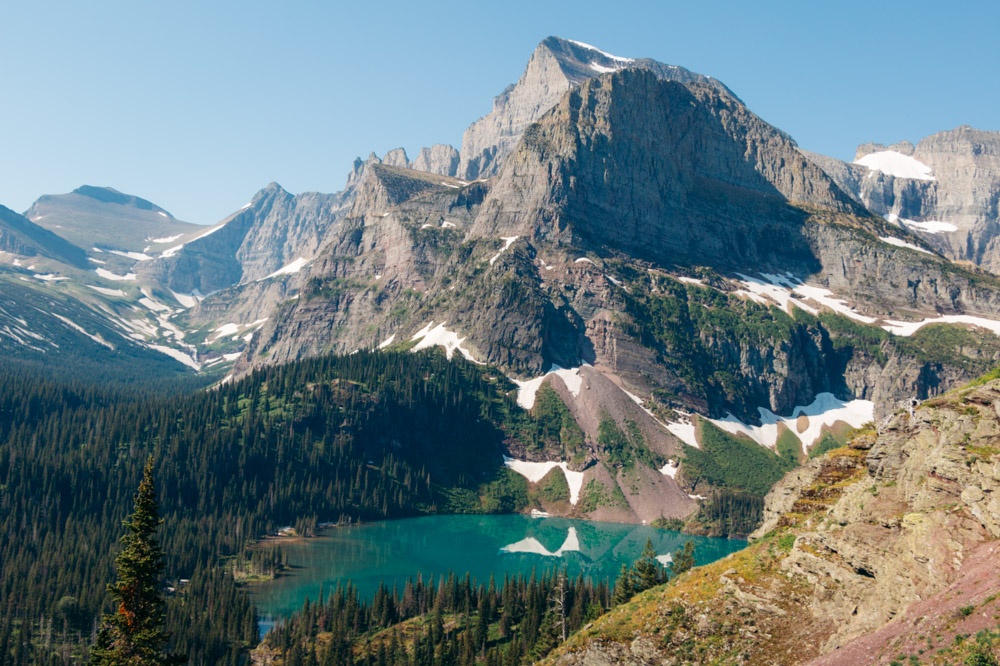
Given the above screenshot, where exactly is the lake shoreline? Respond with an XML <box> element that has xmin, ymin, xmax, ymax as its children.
<box><xmin>249</xmin><ymin>513</ymin><xmax>748</xmax><ymax>632</ymax></box>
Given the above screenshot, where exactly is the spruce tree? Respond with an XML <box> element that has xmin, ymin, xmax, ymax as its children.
<box><xmin>610</xmin><ymin>563</ymin><xmax>635</xmax><ymax>606</ymax></box>
<box><xmin>672</xmin><ymin>540</ymin><xmax>696</xmax><ymax>576</ymax></box>
<box><xmin>633</xmin><ymin>538</ymin><xmax>668</xmax><ymax>593</ymax></box>
<box><xmin>90</xmin><ymin>457</ymin><xmax>182</xmax><ymax>665</ymax></box>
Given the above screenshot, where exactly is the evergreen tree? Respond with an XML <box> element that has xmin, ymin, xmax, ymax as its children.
<box><xmin>610</xmin><ymin>564</ymin><xmax>635</xmax><ymax>606</ymax></box>
<box><xmin>90</xmin><ymin>457</ymin><xmax>182</xmax><ymax>665</ymax></box>
<box><xmin>672</xmin><ymin>540</ymin><xmax>696</xmax><ymax>577</ymax></box>
<box><xmin>632</xmin><ymin>538</ymin><xmax>668</xmax><ymax>593</ymax></box>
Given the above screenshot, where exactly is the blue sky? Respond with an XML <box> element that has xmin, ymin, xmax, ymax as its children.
<box><xmin>1</xmin><ymin>0</ymin><xmax>996</xmax><ymax>224</ymax></box>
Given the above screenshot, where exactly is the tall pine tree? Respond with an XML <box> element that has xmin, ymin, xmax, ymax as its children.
<box><xmin>90</xmin><ymin>457</ymin><xmax>182</xmax><ymax>665</ymax></box>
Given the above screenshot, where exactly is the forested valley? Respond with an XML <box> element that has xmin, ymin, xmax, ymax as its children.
<box><xmin>3</xmin><ymin>348</ymin><xmax>676</xmax><ymax>663</ymax></box>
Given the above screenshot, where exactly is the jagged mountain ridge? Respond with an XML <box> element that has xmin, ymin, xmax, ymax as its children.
<box><xmin>232</xmin><ymin>58</ymin><xmax>1000</xmax><ymax>523</ymax></box>
<box><xmin>135</xmin><ymin>183</ymin><xmax>346</xmax><ymax>294</ymax></box>
<box><xmin>247</xmin><ymin>66</ymin><xmax>1000</xmax><ymax>410</ymax></box>
<box><xmin>803</xmin><ymin>125</ymin><xmax>1000</xmax><ymax>271</ymax></box>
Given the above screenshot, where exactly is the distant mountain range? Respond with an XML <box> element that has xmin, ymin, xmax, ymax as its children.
<box><xmin>2</xmin><ymin>35</ymin><xmax>1000</xmax><ymax>527</ymax></box>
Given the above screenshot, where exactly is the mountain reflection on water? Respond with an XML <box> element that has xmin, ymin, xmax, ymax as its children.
<box><xmin>253</xmin><ymin>514</ymin><xmax>745</xmax><ymax>630</ymax></box>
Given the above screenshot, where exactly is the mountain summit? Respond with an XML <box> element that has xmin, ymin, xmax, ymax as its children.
<box><xmin>456</xmin><ymin>36</ymin><xmax>733</xmax><ymax>181</ymax></box>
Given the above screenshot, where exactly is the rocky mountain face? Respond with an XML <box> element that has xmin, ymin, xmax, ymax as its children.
<box><xmin>550</xmin><ymin>377</ymin><xmax>1000</xmax><ymax>665</ymax></box>
<box><xmin>804</xmin><ymin>126</ymin><xmax>1000</xmax><ymax>271</ymax></box>
<box><xmin>246</xmin><ymin>67</ymin><xmax>1000</xmax><ymax>419</ymax></box>
<box><xmin>135</xmin><ymin>183</ymin><xmax>347</xmax><ymax>294</ymax></box>
<box><xmin>456</xmin><ymin>36</ymin><xmax>733</xmax><ymax>181</ymax></box>
<box><xmin>24</xmin><ymin>185</ymin><xmax>203</xmax><ymax>253</ymax></box>
<box><xmin>227</xmin><ymin>60</ymin><xmax>1000</xmax><ymax>525</ymax></box>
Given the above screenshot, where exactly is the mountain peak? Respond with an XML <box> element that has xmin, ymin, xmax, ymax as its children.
<box><xmin>456</xmin><ymin>36</ymin><xmax>736</xmax><ymax>181</ymax></box>
<box><xmin>536</xmin><ymin>36</ymin><xmax>637</xmax><ymax>81</ymax></box>
<box><xmin>23</xmin><ymin>186</ymin><xmax>197</xmax><ymax>253</ymax></box>
<box><xmin>257</xmin><ymin>182</ymin><xmax>291</xmax><ymax>198</ymax></box>
<box><xmin>71</xmin><ymin>185</ymin><xmax>170</xmax><ymax>216</ymax></box>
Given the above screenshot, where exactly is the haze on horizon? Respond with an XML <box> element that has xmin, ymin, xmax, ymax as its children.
<box><xmin>2</xmin><ymin>0</ymin><xmax>996</xmax><ymax>225</ymax></box>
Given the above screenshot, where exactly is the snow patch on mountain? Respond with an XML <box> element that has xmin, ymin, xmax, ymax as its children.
<box><xmin>710</xmin><ymin>393</ymin><xmax>874</xmax><ymax>454</ymax></box>
<box><xmin>489</xmin><ymin>236</ymin><xmax>519</xmax><ymax>266</ymax></box>
<box><xmin>210</xmin><ymin>319</ymin><xmax>268</xmax><ymax>342</ymax></box>
<box><xmin>512</xmin><ymin>365</ymin><xmax>585</xmax><ymax>409</ymax></box>
<box><xmin>51</xmin><ymin>313</ymin><xmax>114</xmax><ymax>350</ymax></box>
<box><xmin>148</xmin><ymin>344</ymin><xmax>200</xmax><ymax>370</ymax></box>
<box><xmin>263</xmin><ymin>257</ymin><xmax>309</xmax><ymax>280</ymax></box>
<box><xmin>883</xmin><ymin>314</ymin><xmax>1000</xmax><ymax>337</ymax></box>
<box><xmin>170</xmin><ymin>290</ymin><xmax>202</xmax><ymax>308</ymax></box>
<box><xmin>502</xmin><ymin>456</ymin><xmax>585</xmax><ymax>505</ymax></box>
<box><xmin>95</xmin><ymin>268</ymin><xmax>137</xmax><ymax>281</ymax></box>
<box><xmin>161</xmin><ymin>219</ymin><xmax>231</xmax><ymax>258</ymax></box>
<box><xmin>107</xmin><ymin>249</ymin><xmax>153</xmax><ymax>261</ymax></box>
<box><xmin>589</xmin><ymin>62</ymin><xmax>619</xmax><ymax>74</ymax></box>
<box><xmin>410</xmin><ymin>322</ymin><xmax>482</xmax><ymax>363</ymax></box>
<box><xmin>567</xmin><ymin>39</ymin><xmax>634</xmax><ymax>63</ymax></box>
<box><xmin>901</xmin><ymin>219</ymin><xmax>958</xmax><ymax>234</ymax></box>
<box><xmin>665</xmin><ymin>414</ymin><xmax>699</xmax><ymax>449</ymax></box>
<box><xmin>149</xmin><ymin>234</ymin><xmax>182</xmax><ymax>244</ymax></box>
<box><xmin>879</xmin><ymin>237</ymin><xmax>932</xmax><ymax>254</ymax></box>
<box><xmin>734</xmin><ymin>273</ymin><xmax>877</xmax><ymax>324</ymax></box>
<box><xmin>87</xmin><ymin>285</ymin><xmax>128</xmax><ymax>297</ymax></box>
<box><xmin>659</xmin><ymin>460</ymin><xmax>679</xmax><ymax>478</ymax></box>
<box><xmin>855</xmin><ymin>150</ymin><xmax>935</xmax><ymax>180</ymax></box>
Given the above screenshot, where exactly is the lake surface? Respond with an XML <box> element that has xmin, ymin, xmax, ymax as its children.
<box><xmin>252</xmin><ymin>514</ymin><xmax>745</xmax><ymax>632</ymax></box>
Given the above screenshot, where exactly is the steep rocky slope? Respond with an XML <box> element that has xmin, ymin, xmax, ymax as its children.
<box><xmin>549</xmin><ymin>376</ymin><xmax>1000</xmax><ymax>665</ymax></box>
<box><xmin>804</xmin><ymin>126</ymin><xmax>1000</xmax><ymax>272</ymax></box>
<box><xmin>4</xmin><ymin>36</ymin><xmax>1000</xmax><ymax>529</ymax></box>
<box><xmin>135</xmin><ymin>182</ymin><xmax>347</xmax><ymax>294</ymax></box>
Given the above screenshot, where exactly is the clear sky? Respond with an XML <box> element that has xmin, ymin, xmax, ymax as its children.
<box><xmin>2</xmin><ymin>0</ymin><xmax>996</xmax><ymax>224</ymax></box>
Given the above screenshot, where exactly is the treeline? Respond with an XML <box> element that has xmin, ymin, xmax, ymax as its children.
<box><xmin>264</xmin><ymin>539</ymin><xmax>686</xmax><ymax>665</ymax></box>
<box><xmin>0</xmin><ymin>350</ymin><xmax>537</xmax><ymax>663</ymax></box>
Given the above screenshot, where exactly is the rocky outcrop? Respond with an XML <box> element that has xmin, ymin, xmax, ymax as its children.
<box><xmin>550</xmin><ymin>378</ymin><xmax>1000</xmax><ymax>664</ymax></box>
<box><xmin>411</xmin><ymin>144</ymin><xmax>460</xmax><ymax>176</ymax></box>
<box><xmin>468</xmin><ymin>68</ymin><xmax>864</xmax><ymax>266</ymax></box>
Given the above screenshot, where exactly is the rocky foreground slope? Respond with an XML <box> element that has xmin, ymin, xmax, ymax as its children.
<box><xmin>549</xmin><ymin>376</ymin><xmax>1000</xmax><ymax>665</ymax></box>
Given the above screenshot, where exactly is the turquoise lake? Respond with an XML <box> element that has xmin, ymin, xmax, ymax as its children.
<box><xmin>252</xmin><ymin>514</ymin><xmax>746</xmax><ymax>632</ymax></box>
